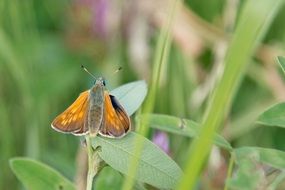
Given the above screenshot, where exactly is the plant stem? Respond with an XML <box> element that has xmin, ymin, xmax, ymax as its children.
<box><xmin>85</xmin><ymin>135</ymin><xmax>101</xmax><ymax>190</ymax></box>
<box><xmin>122</xmin><ymin>0</ymin><xmax>179</xmax><ymax>189</ymax></box>
<box><xmin>224</xmin><ymin>153</ymin><xmax>234</xmax><ymax>190</ymax></box>
<box><xmin>177</xmin><ymin>1</ymin><xmax>283</xmax><ymax>189</ymax></box>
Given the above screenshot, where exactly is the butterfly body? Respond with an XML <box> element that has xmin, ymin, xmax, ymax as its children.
<box><xmin>51</xmin><ymin>77</ymin><xmax>131</xmax><ymax>138</ymax></box>
<box><xmin>88</xmin><ymin>78</ymin><xmax>105</xmax><ymax>136</ymax></box>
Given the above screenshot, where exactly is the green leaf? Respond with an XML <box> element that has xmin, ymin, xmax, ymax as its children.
<box><xmin>234</xmin><ymin>147</ymin><xmax>285</xmax><ymax>169</ymax></box>
<box><xmin>258</xmin><ymin>102</ymin><xmax>285</xmax><ymax>128</ymax></box>
<box><xmin>138</xmin><ymin>114</ymin><xmax>232</xmax><ymax>151</ymax></box>
<box><xmin>10</xmin><ymin>158</ymin><xmax>75</xmax><ymax>190</ymax></box>
<box><xmin>227</xmin><ymin>157</ymin><xmax>265</xmax><ymax>190</ymax></box>
<box><xmin>228</xmin><ymin>147</ymin><xmax>285</xmax><ymax>190</ymax></box>
<box><xmin>277</xmin><ymin>56</ymin><xmax>285</xmax><ymax>73</ymax></box>
<box><xmin>95</xmin><ymin>166</ymin><xmax>123</xmax><ymax>190</ymax></box>
<box><xmin>177</xmin><ymin>0</ymin><xmax>284</xmax><ymax>189</ymax></box>
<box><xmin>110</xmin><ymin>80</ymin><xmax>147</xmax><ymax>116</ymax></box>
<box><xmin>95</xmin><ymin>167</ymin><xmax>146</xmax><ymax>190</ymax></box>
<box><xmin>92</xmin><ymin>132</ymin><xmax>183</xmax><ymax>189</ymax></box>
<box><xmin>267</xmin><ymin>171</ymin><xmax>285</xmax><ymax>190</ymax></box>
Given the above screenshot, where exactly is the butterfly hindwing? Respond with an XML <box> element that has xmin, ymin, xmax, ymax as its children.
<box><xmin>51</xmin><ymin>90</ymin><xmax>89</xmax><ymax>135</ymax></box>
<box><xmin>99</xmin><ymin>91</ymin><xmax>131</xmax><ymax>138</ymax></box>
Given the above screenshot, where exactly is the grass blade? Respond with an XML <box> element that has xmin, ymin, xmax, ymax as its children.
<box><xmin>177</xmin><ymin>0</ymin><xmax>284</xmax><ymax>189</ymax></box>
<box><xmin>277</xmin><ymin>56</ymin><xmax>285</xmax><ymax>73</ymax></box>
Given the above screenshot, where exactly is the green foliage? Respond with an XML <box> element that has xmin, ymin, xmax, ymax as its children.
<box><xmin>178</xmin><ymin>0</ymin><xmax>284</xmax><ymax>189</ymax></box>
<box><xmin>138</xmin><ymin>113</ymin><xmax>232</xmax><ymax>150</ymax></box>
<box><xmin>122</xmin><ymin>0</ymin><xmax>179</xmax><ymax>188</ymax></box>
<box><xmin>95</xmin><ymin>167</ymin><xmax>123</xmax><ymax>190</ymax></box>
<box><xmin>234</xmin><ymin>147</ymin><xmax>285</xmax><ymax>169</ymax></box>
<box><xmin>92</xmin><ymin>132</ymin><xmax>183</xmax><ymax>189</ymax></box>
<box><xmin>95</xmin><ymin>167</ymin><xmax>147</xmax><ymax>190</ymax></box>
<box><xmin>185</xmin><ymin>0</ymin><xmax>225</xmax><ymax>22</ymax></box>
<box><xmin>258</xmin><ymin>56</ymin><xmax>285</xmax><ymax>128</ymax></box>
<box><xmin>258</xmin><ymin>102</ymin><xmax>285</xmax><ymax>128</ymax></box>
<box><xmin>267</xmin><ymin>171</ymin><xmax>285</xmax><ymax>190</ymax></box>
<box><xmin>10</xmin><ymin>158</ymin><xmax>75</xmax><ymax>190</ymax></box>
<box><xmin>10</xmin><ymin>80</ymin><xmax>183</xmax><ymax>190</ymax></box>
<box><xmin>227</xmin><ymin>147</ymin><xmax>285</xmax><ymax>190</ymax></box>
<box><xmin>227</xmin><ymin>157</ymin><xmax>265</xmax><ymax>190</ymax></box>
<box><xmin>277</xmin><ymin>56</ymin><xmax>285</xmax><ymax>73</ymax></box>
<box><xmin>110</xmin><ymin>80</ymin><xmax>147</xmax><ymax>116</ymax></box>
<box><xmin>2</xmin><ymin>0</ymin><xmax>285</xmax><ymax>189</ymax></box>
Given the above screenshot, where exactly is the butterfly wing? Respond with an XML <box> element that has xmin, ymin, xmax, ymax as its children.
<box><xmin>99</xmin><ymin>91</ymin><xmax>131</xmax><ymax>138</ymax></box>
<box><xmin>51</xmin><ymin>90</ymin><xmax>89</xmax><ymax>135</ymax></box>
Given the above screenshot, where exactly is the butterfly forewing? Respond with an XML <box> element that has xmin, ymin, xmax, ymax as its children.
<box><xmin>99</xmin><ymin>92</ymin><xmax>130</xmax><ymax>138</ymax></box>
<box><xmin>51</xmin><ymin>90</ymin><xmax>89</xmax><ymax>135</ymax></box>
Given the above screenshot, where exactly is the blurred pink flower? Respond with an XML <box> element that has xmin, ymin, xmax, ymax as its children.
<box><xmin>152</xmin><ymin>131</ymin><xmax>170</xmax><ymax>154</ymax></box>
<box><xmin>92</xmin><ymin>0</ymin><xmax>108</xmax><ymax>38</ymax></box>
<box><xmin>75</xmin><ymin>0</ymin><xmax>108</xmax><ymax>38</ymax></box>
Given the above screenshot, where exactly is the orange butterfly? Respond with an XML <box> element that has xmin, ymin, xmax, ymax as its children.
<box><xmin>51</xmin><ymin>70</ymin><xmax>130</xmax><ymax>138</ymax></box>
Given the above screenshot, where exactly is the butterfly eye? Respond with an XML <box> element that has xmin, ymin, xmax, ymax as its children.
<box><xmin>103</xmin><ymin>79</ymin><xmax>106</xmax><ymax>86</ymax></box>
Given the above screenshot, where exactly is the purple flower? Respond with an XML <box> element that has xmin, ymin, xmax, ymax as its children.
<box><xmin>152</xmin><ymin>131</ymin><xmax>170</xmax><ymax>154</ymax></box>
<box><xmin>76</xmin><ymin>0</ymin><xmax>108</xmax><ymax>38</ymax></box>
<box><xmin>92</xmin><ymin>0</ymin><xmax>108</xmax><ymax>38</ymax></box>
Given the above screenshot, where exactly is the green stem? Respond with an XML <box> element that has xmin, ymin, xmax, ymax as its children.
<box><xmin>177</xmin><ymin>1</ymin><xmax>283</xmax><ymax>189</ymax></box>
<box><xmin>121</xmin><ymin>1</ymin><xmax>179</xmax><ymax>190</ymax></box>
<box><xmin>224</xmin><ymin>153</ymin><xmax>234</xmax><ymax>190</ymax></box>
<box><xmin>86</xmin><ymin>135</ymin><xmax>101</xmax><ymax>190</ymax></box>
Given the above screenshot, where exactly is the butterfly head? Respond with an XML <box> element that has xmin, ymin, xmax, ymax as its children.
<box><xmin>90</xmin><ymin>77</ymin><xmax>106</xmax><ymax>95</ymax></box>
<box><xmin>81</xmin><ymin>65</ymin><xmax>106</xmax><ymax>87</ymax></box>
<box><xmin>94</xmin><ymin>77</ymin><xmax>106</xmax><ymax>87</ymax></box>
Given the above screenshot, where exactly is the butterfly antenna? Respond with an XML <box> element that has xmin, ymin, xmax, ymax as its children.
<box><xmin>81</xmin><ymin>65</ymin><xmax>96</xmax><ymax>79</ymax></box>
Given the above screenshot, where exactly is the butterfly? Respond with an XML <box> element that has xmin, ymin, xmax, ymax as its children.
<box><xmin>51</xmin><ymin>76</ymin><xmax>131</xmax><ymax>138</ymax></box>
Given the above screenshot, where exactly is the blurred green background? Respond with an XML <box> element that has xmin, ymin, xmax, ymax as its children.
<box><xmin>1</xmin><ymin>0</ymin><xmax>285</xmax><ymax>189</ymax></box>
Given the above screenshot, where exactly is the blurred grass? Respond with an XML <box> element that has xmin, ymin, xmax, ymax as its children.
<box><xmin>122</xmin><ymin>0</ymin><xmax>180</xmax><ymax>189</ymax></box>
<box><xmin>0</xmin><ymin>1</ymin><xmax>87</xmax><ymax>189</ymax></box>
<box><xmin>178</xmin><ymin>0</ymin><xmax>284</xmax><ymax>189</ymax></box>
<box><xmin>1</xmin><ymin>0</ymin><xmax>285</xmax><ymax>189</ymax></box>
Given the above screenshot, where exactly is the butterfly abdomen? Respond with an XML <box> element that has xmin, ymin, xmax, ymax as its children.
<box><xmin>87</xmin><ymin>83</ymin><xmax>105</xmax><ymax>136</ymax></box>
<box><xmin>87</xmin><ymin>104</ymin><xmax>103</xmax><ymax>136</ymax></box>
